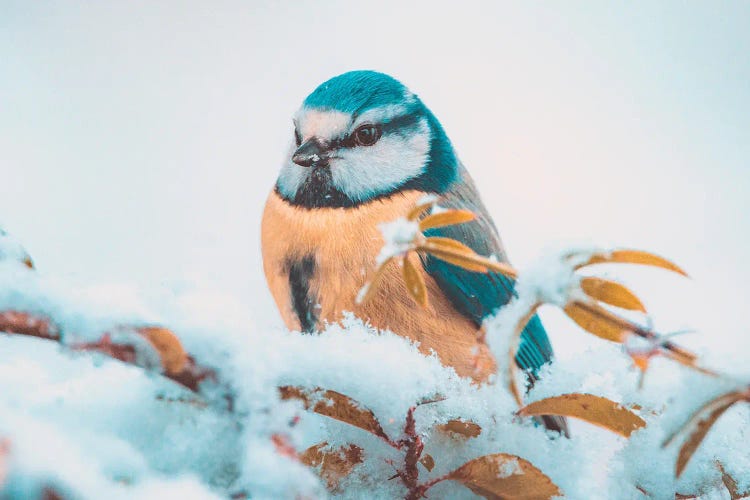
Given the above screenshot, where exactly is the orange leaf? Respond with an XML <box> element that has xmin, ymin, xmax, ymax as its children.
<box><xmin>279</xmin><ymin>386</ymin><xmax>390</xmax><ymax>441</ymax></box>
<box><xmin>402</xmin><ymin>256</ymin><xmax>428</xmax><ymax>307</ymax></box>
<box><xmin>518</xmin><ymin>393</ymin><xmax>646</xmax><ymax>437</ymax></box>
<box><xmin>576</xmin><ymin>249</ymin><xmax>688</xmax><ymax>277</ymax></box>
<box><xmin>663</xmin><ymin>390</ymin><xmax>747</xmax><ymax>477</ymax></box>
<box><xmin>136</xmin><ymin>326</ymin><xmax>189</xmax><ymax>375</ymax></box>
<box><xmin>419</xmin><ymin>209</ymin><xmax>476</xmax><ymax>231</ymax></box>
<box><xmin>447</xmin><ymin>453</ymin><xmax>562</xmax><ymax>500</ymax></box>
<box><xmin>438</xmin><ymin>419</ymin><xmax>482</xmax><ymax>438</ymax></box>
<box><xmin>300</xmin><ymin>442</ymin><xmax>363</xmax><ymax>490</ymax></box>
<box><xmin>564</xmin><ymin>302</ymin><xmax>631</xmax><ymax>343</ymax></box>
<box><xmin>579</xmin><ymin>277</ymin><xmax>646</xmax><ymax>313</ymax></box>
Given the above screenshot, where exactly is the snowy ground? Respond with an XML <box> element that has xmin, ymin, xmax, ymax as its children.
<box><xmin>2</xmin><ymin>2</ymin><xmax>749</xmax><ymax>498</ymax></box>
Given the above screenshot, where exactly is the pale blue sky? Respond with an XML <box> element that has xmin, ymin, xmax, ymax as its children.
<box><xmin>1</xmin><ymin>1</ymin><xmax>748</xmax><ymax>357</ymax></box>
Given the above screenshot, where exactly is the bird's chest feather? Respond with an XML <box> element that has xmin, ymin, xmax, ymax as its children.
<box><xmin>262</xmin><ymin>189</ymin><xmax>422</xmax><ymax>326</ymax></box>
<box><xmin>261</xmin><ymin>188</ymin><xmax>496</xmax><ymax>381</ymax></box>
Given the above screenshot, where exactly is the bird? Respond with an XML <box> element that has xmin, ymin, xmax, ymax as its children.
<box><xmin>261</xmin><ymin>70</ymin><xmax>567</xmax><ymax>435</ymax></box>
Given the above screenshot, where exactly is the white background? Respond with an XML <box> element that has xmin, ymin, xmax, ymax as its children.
<box><xmin>2</xmin><ymin>1</ymin><xmax>749</xmax><ymax>359</ymax></box>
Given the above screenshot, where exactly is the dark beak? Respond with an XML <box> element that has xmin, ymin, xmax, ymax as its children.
<box><xmin>292</xmin><ymin>138</ymin><xmax>328</xmax><ymax>168</ymax></box>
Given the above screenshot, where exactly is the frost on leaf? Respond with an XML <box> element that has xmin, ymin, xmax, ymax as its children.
<box><xmin>662</xmin><ymin>387</ymin><xmax>750</xmax><ymax>477</ymax></box>
<box><xmin>437</xmin><ymin>419</ymin><xmax>482</xmax><ymax>438</ymax></box>
<box><xmin>518</xmin><ymin>393</ymin><xmax>646</xmax><ymax>437</ymax></box>
<box><xmin>446</xmin><ymin>453</ymin><xmax>561</xmax><ymax>500</ymax></box>
<box><xmin>0</xmin><ymin>311</ymin><xmax>59</xmax><ymax>340</ymax></box>
<box><xmin>359</xmin><ymin>197</ymin><xmax>515</xmax><ymax>307</ymax></box>
<box><xmin>300</xmin><ymin>442</ymin><xmax>363</xmax><ymax>489</ymax></box>
<box><xmin>279</xmin><ymin>386</ymin><xmax>390</xmax><ymax>441</ymax></box>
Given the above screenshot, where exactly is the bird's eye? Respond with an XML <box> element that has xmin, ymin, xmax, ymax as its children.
<box><xmin>354</xmin><ymin>124</ymin><xmax>382</xmax><ymax>147</ymax></box>
<box><xmin>294</xmin><ymin>127</ymin><xmax>302</xmax><ymax>146</ymax></box>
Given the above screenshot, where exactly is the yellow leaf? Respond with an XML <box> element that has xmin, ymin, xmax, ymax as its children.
<box><xmin>419</xmin><ymin>209</ymin><xmax>476</xmax><ymax>231</ymax></box>
<box><xmin>506</xmin><ymin>305</ymin><xmax>540</xmax><ymax>407</ymax></box>
<box><xmin>407</xmin><ymin>198</ymin><xmax>438</xmax><ymax>220</ymax></box>
<box><xmin>424</xmin><ymin>236</ymin><xmax>480</xmax><ymax>254</ymax></box>
<box><xmin>356</xmin><ymin>256</ymin><xmax>394</xmax><ymax>305</ymax></box>
<box><xmin>419</xmin><ymin>241</ymin><xmax>518</xmax><ymax>278</ymax></box>
<box><xmin>579</xmin><ymin>277</ymin><xmax>646</xmax><ymax>312</ymax></box>
<box><xmin>279</xmin><ymin>386</ymin><xmax>389</xmax><ymax>441</ymax></box>
<box><xmin>663</xmin><ymin>390</ymin><xmax>747</xmax><ymax>477</ymax></box>
<box><xmin>136</xmin><ymin>326</ymin><xmax>189</xmax><ymax>375</ymax></box>
<box><xmin>564</xmin><ymin>302</ymin><xmax>630</xmax><ymax>343</ymax></box>
<box><xmin>447</xmin><ymin>453</ymin><xmax>562</xmax><ymax>500</ymax></box>
<box><xmin>420</xmin><ymin>247</ymin><xmax>488</xmax><ymax>273</ymax></box>
<box><xmin>518</xmin><ymin>393</ymin><xmax>646</xmax><ymax>437</ymax></box>
<box><xmin>300</xmin><ymin>442</ymin><xmax>363</xmax><ymax>490</ymax></box>
<box><xmin>402</xmin><ymin>256</ymin><xmax>428</xmax><ymax>307</ymax></box>
<box><xmin>438</xmin><ymin>419</ymin><xmax>482</xmax><ymax>438</ymax></box>
<box><xmin>577</xmin><ymin>249</ymin><xmax>688</xmax><ymax>277</ymax></box>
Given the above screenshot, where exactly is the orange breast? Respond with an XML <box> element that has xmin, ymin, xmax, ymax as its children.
<box><xmin>261</xmin><ymin>189</ymin><xmax>496</xmax><ymax>382</ymax></box>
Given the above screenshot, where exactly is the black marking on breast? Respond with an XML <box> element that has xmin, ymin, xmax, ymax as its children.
<box><xmin>287</xmin><ymin>255</ymin><xmax>317</xmax><ymax>333</ymax></box>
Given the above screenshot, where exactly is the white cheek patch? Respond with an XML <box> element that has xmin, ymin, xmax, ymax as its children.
<box><xmin>295</xmin><ymin>108</ymin><xmax>351</xmax><ymax>142</ymax></box>
<box><xmin>276</xmin><ymin>141</ymin><xmax>308</xmax><ymax>199</ymax></box>
<box><xmin>330</xmin><ymin>118</ymin><xmax>431</xmax><ymax>202</ymax></box>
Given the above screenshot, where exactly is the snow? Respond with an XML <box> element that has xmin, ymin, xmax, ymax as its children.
<box><xmin>1</xmin><ymin>240</ymin><xmax>747</xmax><ymax>499</ymax></box>
<box><xmin>376</xmin><ymin>217</ymin><xmax>421</xmax><ymax>265</ymax></box>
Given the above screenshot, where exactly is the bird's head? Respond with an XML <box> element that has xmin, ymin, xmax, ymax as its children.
<box><xmin>275</xmin><ymin>71</ymin><xmax>458</xmax><ymax>208</ymax></box>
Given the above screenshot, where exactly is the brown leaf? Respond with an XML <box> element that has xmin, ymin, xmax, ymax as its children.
<box><xmin>564</xmin><ymin>302</ymin><xmax>630</xmax><ymax>343</ymax></box>
<box><xmin>136</xmin><ymin>327</ymin><xmax>188</xmax><ymax>375</ymax></box>
<box><xmin>716</xmin><ymin>462</ymin><xmax>749</xmax><ymax>499</ymax></box>
<box><xmin>419</xmin><ymin>209</ymin><xmax>476</xmax><ymax>231</ymax></box>
<box><xmin>279</xmin><ymin>386</ymin><xmax>390</xmax><ymax>441</ymax></box>
<box><xmin>0</xmin><ymin>311</ymin><xmax>60</xmax><ymax>340</ymax></box>
<box><xmin>519</xmin><ymin>393</ymin><xmax>646</xmax><ymax>437</ymax></box>
<box><xmin>438</xmin><ymin>419</ymin><xmax>482</xmax><ymax>438</ymax></box>
<box><xmin>447</xmin><ymin>453</ymin><xmax>561</xmax><ymax>500</ymax></box>
<box><xmin>300</xmin><ymin>442</ymin><xmax>363</xmax><ymax>489</ymax></box>
<box><xmin>577</xmin><ymin>249</ymin><xmax>688</xmax><ymax>277</ymax></box>
<box><xmin>579</xmin><ymin>277</ymin><xmax>646</xmax><ymax>312</ymax></box>
<box><xmin>419</xmin><ymin>453</ymin><xmax>435</xmax><ymax>472</ymax></box>
<box><xmin>663</xmin><ymin>390</ymin><xmax>747</xmax><ymax>477</ymax></box>
<box><xmin>402</xmin><ymin>256</ymin><xmax>428</xmax><ymax>307</ymax></box>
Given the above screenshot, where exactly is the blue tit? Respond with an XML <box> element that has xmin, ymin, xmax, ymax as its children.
<box><xmin>262</xmin><ymin>70</ymin><xmax>567</xmax><ymax>435</ymax></box>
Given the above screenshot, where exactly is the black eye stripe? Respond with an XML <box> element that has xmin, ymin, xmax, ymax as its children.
<box><xmin>328</xmin><ymin>113</ymin><xmax>422</xmax><ymax>150</ymax></box>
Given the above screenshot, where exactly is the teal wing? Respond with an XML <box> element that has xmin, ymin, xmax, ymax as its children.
<box><xmin>420</xmin><ymin>167</ymin><xmax>567</xmax><ymax>434</ymax></box>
